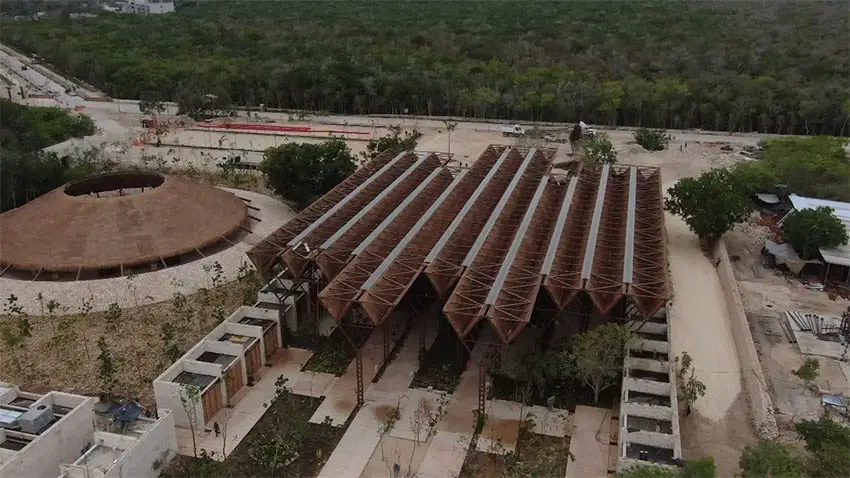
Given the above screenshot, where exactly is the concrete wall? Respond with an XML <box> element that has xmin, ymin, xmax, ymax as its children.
<box><xmin>618</xmin><ymin>310</ymin><xmax>682</xmax><ymax>471</ymax></box>
<box><xmin>57</xmin><ymin>463</ymin><xmax>87</xmax><ymax>478</ymax></box>
<box><xmin>59</xmin><ymin>412</ymin><xmax>177</xmax><ymax>478</ymax></box>
<box><xmin>713</xmin><ymin>240</ymin><xmax>779</xmax><ymax>439</ymax></box>
<box><xmin>153</xmin><ymin>303</ymin><xmax>279</xmax><ymax>427</ymax></box>
<box><xmin>226</xmin><ymin>306</ymin><xmax>279</xmax><ymax>325</ymax></box>
<box><xmin>153</xmin><ymin>362</ymin><xmax>213</xmax><ymax>429</ymax></box>
<box><xmin>225</xmin><ymin>307</ymin><xmax>283</xmax><ymax>359</ymax></box>
<box><xmin>104</xmin><ymin>411</ymin><xmax>177</xmax><ymax>478</ymax></box>
<box><xmin>0</xmin><ymin>394</ymin><xmax>95</xmax><ymax>478</ymax></box>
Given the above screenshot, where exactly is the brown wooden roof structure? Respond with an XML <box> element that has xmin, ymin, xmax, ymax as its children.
<box><xmin>0</xmin><ymin>171</ymin><xmax>248</xmax><ymax>275</ymax></box>
<box><xmin>249</xmin><ymin>146</ymin><xmax>671</xmax><ymax>344</ymax></box>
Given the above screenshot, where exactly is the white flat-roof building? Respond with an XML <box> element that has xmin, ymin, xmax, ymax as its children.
<box><xmin>121</xmin><ymin>0</ymin><xmax>175</xmax><ymax>15</ymax></box>
<box><xmin>0</xmin><ymin>383</ymin><xmax>177</xmax><ymax>478</ymax></box>
<box><xmin>154</xmin><ymin>306</ymin><xmax>287</xmax><ymax>429</ymax></box>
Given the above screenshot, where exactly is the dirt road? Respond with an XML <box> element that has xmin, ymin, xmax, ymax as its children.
<box><xmin>666</xmin><ymin>213</ymin><xmax>756</xmax><ymax>475</ymax></box>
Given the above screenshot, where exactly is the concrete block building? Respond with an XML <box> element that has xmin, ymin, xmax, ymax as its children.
<box><xmin>153</xmin><ymin>306</ymin><xmax>290</xmax><ymax>428</ymax></box>
<box><xmin>0</xmin><ymin>383</ymin><xmax>177</xmax><ymax>478</ymax></box>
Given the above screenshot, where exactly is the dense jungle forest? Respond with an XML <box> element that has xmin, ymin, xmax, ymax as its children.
<box><xmin>1</xmin><ymin>1</ymin><xmax>849</xmax><ymax>135</ymax></box>
<box><xmin>0</xmin><ymin>100</ymin><xmax>99</xmax><ymax>212</ymax></box>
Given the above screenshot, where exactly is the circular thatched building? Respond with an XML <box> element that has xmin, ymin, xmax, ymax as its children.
<box><xmin>0</xmin><ymin>171</ymin><xmax>249</xmax><ymax>280</ymax></box>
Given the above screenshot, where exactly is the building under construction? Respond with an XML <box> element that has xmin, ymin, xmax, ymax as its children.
<box><xmin>248</xmin><ymin>143</ymin><xmax>671</xmax><ymax>405</ymax></box>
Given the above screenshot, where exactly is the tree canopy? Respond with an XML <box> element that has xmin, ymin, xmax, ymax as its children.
<box><xmin>734</xmin><ymin>136</ymin><xmax>850</xmax><ymax>201</ymax></box>
<box><xmin>0</xmin><ymin>99</ymin><xmax>101</xmax><ymax>212</ymax></box>
<box><xmin>794</xmin><ymin>415</ymin><xmax>850</xmax><ymax>477</ymax></box>
<box><xmin>615</xmin><ymin>458</ymin><xmax>716</xmax><ymax>478</ymax></box>
<box><xmin>260</xmin><ymin>139</ymin><xmax>356</xmax><ymax>210</ymax></box>
<box><xmin>1</xmin><ymin>1</ymin><xmax>848</xmax><ymax>135</ymax></box>
<box><xmin>581</xmin><ymin>133</ymin><xmax>618</xmax><ymax>165</ymax></box>
<box><xmin>781</xmin><ymin>206</ymin><xmax>848</xmax><ymax>260</ymax></box>
<box><xmin>0</xmin><ymin>99</ymin><xmax>94</xmax><ymax>151</ymax></box>
<box><xmin>569</xmin><ymin>323</ymin><xmax>631</xmax><ymax>403</ymax></box>
<box><xmin>738</xmin><ymin>440</ymin><xmax>803</xmax><ymax>478</ymax></box>
<box><xmin>634</xmin><ymin>128</ymin><xmax>672</xmax><ymax>151</ymax></box>
<box><xmin>738</xmin><ymin>416</ymin><xmax>850</xmax><ymax>478</ymax></box>
<box><xmin>665</xmin><ymin>168</ymin><xmax>754</xmax><ymax>243</ymax></box>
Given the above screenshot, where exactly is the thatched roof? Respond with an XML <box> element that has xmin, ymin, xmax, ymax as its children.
<box><xmin>0</xmin><ymin>172</ymin><xmax>248</xmax><ymax>273</ymax></box>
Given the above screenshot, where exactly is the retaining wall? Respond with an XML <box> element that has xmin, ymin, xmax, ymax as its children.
<box><xmin>713</xmin><ymin>240</ymin><xmax>779</xmax><ymax>439</ymax></box>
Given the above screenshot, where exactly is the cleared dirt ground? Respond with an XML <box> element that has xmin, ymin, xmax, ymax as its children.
<box><xmin>725</xmin><ymin>221</ymin><xmax>850</xmax><ymax>440</ymax></box>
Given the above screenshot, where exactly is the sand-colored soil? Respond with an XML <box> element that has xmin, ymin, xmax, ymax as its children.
<box><xmin>667</xmin><ymin>211</ymin><xmax>757</xmax><ymax>475</ymax></box>
<box><xmin>725</xmin><ymin>220</ymin><xmax>850</xmax><ymax>440</ymax></box>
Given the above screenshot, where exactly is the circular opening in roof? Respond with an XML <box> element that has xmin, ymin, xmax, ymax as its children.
<box><xmin>65</xmin><ymin>171</ymin><xmax>165</xmax><ymax>198</ymax></box>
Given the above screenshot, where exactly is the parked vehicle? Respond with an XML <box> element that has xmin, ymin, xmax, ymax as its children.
<box><xmin>500</xmin><ymin>124</ymin><xmax>527</xmax><ymax>137</ymax></box>
<box><xmin>215</xmin><ymin>152</ymin><xmax>260</xmax><ymax>170</ymax></box>
<box><xmin>579</xmin><ymin>121</ymin><xmax>597</xmax><ymax>139</ymax></box>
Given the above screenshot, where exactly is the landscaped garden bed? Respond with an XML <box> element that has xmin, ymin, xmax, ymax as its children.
<box><xmin>411</xmin><ymin>324</ymin><xmax>468</xmax><ymax>393</ymax></box>
<box><xmin>164</xmin><ymin>377</ymin><xmax>345</xmax><ymax>477</ymax></box>
<box><xmin>302</xmin><ymin>327</ymin><xmax>356</xmax><ymax>376</ymax></box>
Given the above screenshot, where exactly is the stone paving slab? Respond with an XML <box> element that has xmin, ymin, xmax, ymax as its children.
<box><xmin>316</xmin><ymin>392</ymin><xmax>397</xmax><ymax>478</ymax></box>
<box><xmin>565</xmin><ymin>405</ymin><xmax>612</xmax><ymax>478</ymax></box>
<box><xmin>289</xmin><ymin>371</ymin><xmax>337</xmax><ymax>398</ymax></box>
<box><xmin>361</xmin><ymin>435</ymin><xmax>430</xmax><ymax>478</ymax></box>
<box><xmin>371</xmin><ymin>319</ymin><xmax>439</xmax><ymax>394</ymax></box>
<box><xmin>388</xmin><ymin>389</ymin><xmax>446</xmax><ymax>441</ymax></box>
<box><xmin>416</xmin><ymin>431</ymin><xmax>471</xmax><ymax>478</ymax></box>
<box><xmin>310</xmin><ymin>330</ymin><xmax>396</xmax><ymax>426</ymax></box>
<box><xmin>308</xmin><ymin>388</ymin><xmax>358</xmax><ymax>427</ymax></box>
<box><xmin>525</xmin><ymin>405</ymin><xmax>569</xmax><ymax>437</ymax></box>
<box><xmin>476</xmin><ymin>399</ymin><xmax>523</xmax><ymax>454</ymax></box>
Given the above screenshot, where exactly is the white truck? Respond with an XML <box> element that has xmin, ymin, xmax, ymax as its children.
<box><xmin>500</xmin><ymin>124</ymin><xmax>527</xmax><ymax>137</ymax></box>
<box><xmin>579</xmin><ymin>121</ymin><xmax>597</xmax><ymax>139</ymax></box>
<box><xmin>215</xmin><ymin>152</ymin><xmax>260</xmax><ymax>170</ymax></box>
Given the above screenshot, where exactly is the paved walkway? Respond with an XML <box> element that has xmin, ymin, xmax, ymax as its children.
<box><xmin>371</xmin><ymin>319</ymin><xmax>439</xmax><ymax>394</ymax></box>
<box><xmin>416</xmin><ymin>362</ymin><xmax>480</xmax><ymax>477</ymax></box>
<box><xmin>309</xmin><ymin>329</ymin><xmax>387</xmax><ymax>426</ymax></box>
<box><xmin>318</xmin><ymin>322</ymin><xmax>436</xmax><ymax>478</ymax></box>
<box><xmin>666</xmin><ymin>213</ymin><xmax>754</xmax><ymax>475</ymax></box>
<box><xmin>565</xmin><ymin>405</ymin><xmax>612</xmax><ymax>478</ymax></box>
<box><xmin>316</xmin><ymin>391</ymin><xmax>396</xmax><ymax>478</ymax></box>
<box><xmin>476</xmin><ymin>399</ymin><xmax>523</xmax><ymax>454</ymax></box>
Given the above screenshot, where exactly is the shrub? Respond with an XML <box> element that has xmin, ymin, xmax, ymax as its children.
<box><xmin>260</xmin><ymin>139</ymin><xmax>356</xmax><ymax>209</ymax></box>
<box><xmin>791</xmin><ymin>357</ymin><xmax>820</xmax><ymax>388</ymax></box>
<box><xmin>738</xmin><ymin>440</ymin><xmax>803</xmax><ymax>478</ymax></box>
<box><xmin>634</xmin><ymin>128</ymin><xmax>672</xmax><ymax>151</ymax></box>
<box><xmin>582</xmin><ymin>133</ymin><xmax>618</xmax><ymax>164</ymax></box>
<box><xmin>781</xmin><ymin>206</ymin><xmax>848</xmax><ymax>260</ymax></box>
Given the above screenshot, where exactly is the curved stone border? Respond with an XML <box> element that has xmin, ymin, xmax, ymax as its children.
<box><xmin>714</xmin><ymin>240</ymin><xmax>779</xmax><ymax>439</ymax></box>
<box><xmin>0</xmin><ymin>189</ymin><xmax>293</xmax><ymax>316</ymax></box>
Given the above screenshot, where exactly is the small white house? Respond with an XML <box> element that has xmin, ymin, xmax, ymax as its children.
<box><xmin>153</xmin><ymin>306</ymin><xmax>286</xmax><ymax>428</ymax></box>
<box><xmin>121</xmin><ymin>0</ymin><xmax>175</xmax><ymax>15</ymax></box>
